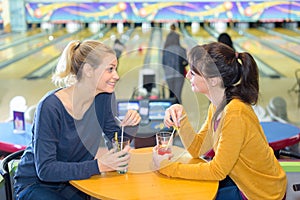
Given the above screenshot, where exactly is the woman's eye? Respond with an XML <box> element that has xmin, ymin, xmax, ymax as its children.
<box><xmin>107</xmin><ymin>67</ymin><xmax>114</xmax><ymax>72</ymax></box>
<box><xmin>190</xmin><ymin>71</ymin><xmax>195</xmax><ymax>76</ymax></box>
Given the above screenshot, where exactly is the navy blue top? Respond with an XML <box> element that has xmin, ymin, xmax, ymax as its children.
<box><xmin>14</xmin><ymin>89</ymin><xmax>136</xmax><ymax>194</ymax></box>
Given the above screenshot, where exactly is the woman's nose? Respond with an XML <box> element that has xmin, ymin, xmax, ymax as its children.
<box><xmin>186</xmin><ymin>70</ymin><xmax>191</xmax><ymax>79</ymax></box>
<box><xmin>113</xmin><ymin>70</ymin><xmax>120</xmax><ymax>80</ymax></box>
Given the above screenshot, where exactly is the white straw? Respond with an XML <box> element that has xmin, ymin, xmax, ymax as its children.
<box><xmin>164</xmin><ymin>114</ymin><xmax>186</xmax><ymax>150</ymax></box>
<box><xmin>178</xmin><ymin>114</ymin><xmax>187</xmax><ymax>122</ymax></box>
<box><xmin>115</xmin><ymin>116</ymin><xmax>122</xmax><ymax>123</ymax></box>
<box><xmin>121</xmin><ymin>126</ymin><xmax>124</xmax><ymax>150</ymax></box>
<box><xmin>165</xmin><ymin>128</ymin><xmax>176</xmax><ymax>150</ymax></box>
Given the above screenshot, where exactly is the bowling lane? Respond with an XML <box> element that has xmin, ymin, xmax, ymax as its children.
<box><xmin>0</xmin><ymin>28</ymin><xmax>95</xmax><ymax>79</ymax></box>
<box><xmin>101</xmin><ymin>27</ymin><xmax>128</xmax><ymax>47</ymax></box>
<box><xmin>236</xmin><ymin>28</ymin><xmax>299</xmax><ymax>78</ymax></box>
<box><xmin>0</xmin><ymin>29</ymin><xmax>68</xmax><ymax>62</ymax></box>
<box><xmin>273</xmin><ymin>28</ymin><xmax>300</xmax><ymax>38</ymax></box>
<box><xmin>224</xmin><ymin>28</ymin><xmax>242</xmax><ymax>38</ymax></box>
<box><xmin>0</xmin><ymin>28</ymin><xmax>42</xmax><ymax>47</ymax></box>
<box><xmin>115</xmin><ymin>27</ymin><xmax>152</xmax><ymax>99</ymax></box>
<box><xmin>117</xmin><ymin>27</ymin><xmax>150</xmax><ymax>77</ymax></box>
<box><xmin>185</xmin><ymin>25</ymin><xmax>215</xmax><ymax>44</ymax></box>
<box><xmin>265</xmin><ymin>28</ymin><xmax>300</xmax><ymax>57</ymax></box>
<box><xmin>185</xmin><ymin>25</ymin><xmax>242</xmax><ymax>45</ymax></box>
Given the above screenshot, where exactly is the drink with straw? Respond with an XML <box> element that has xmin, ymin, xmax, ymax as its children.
<box><xmin>156</xmin><ymin>131</ymin><xmax>173</xmax><ymax>155</ymax></box>
<box><xmin>112</xmin><ymin>133</ymin><xmax>130</xmax><ymax>174</ymax></box>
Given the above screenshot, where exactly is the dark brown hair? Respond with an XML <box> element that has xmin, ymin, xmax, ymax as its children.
<box><xmin>188</xmin><ymin>42</ymin><xmax>259</xmax><ymax>122</ymax></box>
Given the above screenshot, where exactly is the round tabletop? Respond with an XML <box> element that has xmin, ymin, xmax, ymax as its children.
<box><xmin>70</xmin><ymin>147</ymin><xmax>219</xmax><ymax>200</ymax></box>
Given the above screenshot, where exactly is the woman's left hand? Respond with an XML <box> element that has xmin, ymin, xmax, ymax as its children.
<box><xmin>121</xmin><ymin>110</ymin><xmax>141</xmax><ymax>126</ymax></box>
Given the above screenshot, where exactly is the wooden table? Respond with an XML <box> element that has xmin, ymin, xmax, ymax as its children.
<box><xmin>70</xmin><ymin>147</ymin><xmax>218</xmax><ymax>200</ymax></box>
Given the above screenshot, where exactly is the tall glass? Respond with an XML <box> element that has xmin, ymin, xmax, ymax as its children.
<box><xmin>156</xmin><ymin>131</ymin><xmax>173</xmax><ymax>155</ymax></box>
<box><xmin>112</xmin><ymin>136</ymin><xmax>130</xmax><ymax>174</ymax></box>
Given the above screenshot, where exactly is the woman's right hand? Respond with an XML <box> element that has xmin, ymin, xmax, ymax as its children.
<box><xmin>164</xmin><ymin>104</ymin><xmax>184</xmax><ymax>128</ymax></box>
<box><xmin>96</xmin><ymin>145</ymin><xmax>131</xmax><ymax>173</ymax></box>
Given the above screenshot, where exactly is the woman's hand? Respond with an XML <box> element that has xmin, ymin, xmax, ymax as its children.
<box><xmin>121</xmin><ymin>110</ymin><xmax>141</xmax><ymax>126</ymax></box>
<box><xmin>96</xmin><ymin>145</ymin><xmax>131</xmax><ymax>173</ymax></box>
<box><xmin>164</xmin><ymin>104</ymin><xmax>184</xmax><ymax>128</ymax></box>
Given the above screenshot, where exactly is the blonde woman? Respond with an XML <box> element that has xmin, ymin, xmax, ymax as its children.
<box><xmin>14</xmin><ymin>40</ymin><xmax>141</xmax><ymax>200</ymax></box>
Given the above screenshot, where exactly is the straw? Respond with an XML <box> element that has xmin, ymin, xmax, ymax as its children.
<box><xmin>115</xmin><ymin>116</ymin><xmax>122</xmax><ymax>123</ymax></box>
<box><xmin>164</xmin><ymin>114</ymin><xmax>187</xmax><ymax>151</ymax></box>
<box><xmin>121</xmin><ymin>126</ymin><xmax>124</xmax><ymax>150</ymax></box>
<box><xmin>164</xmin><ymin>127</ymin><xmax>176</xmax><ymax>150</ymax></box>
<box><xmin>178</xmin><ymin>114</ymin><xmax>187</xmax><ymax>124</ymax></box>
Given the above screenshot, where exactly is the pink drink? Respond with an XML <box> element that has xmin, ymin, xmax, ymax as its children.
<box><xmin>158</xmin><ymin>146</ymin><xmax>172</xmax><ymax>155</ymax></box>
<box><xmin>156</xmin><ymin>132</ymin><xmax>173</xmax><ymax>155</ymax></box>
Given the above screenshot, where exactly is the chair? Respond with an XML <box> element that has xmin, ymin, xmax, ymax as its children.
<box><xmin>0</xmin><ymin>150</ymin><xmax>24</xmax><ymax>200</ymax></box>
<box><xmin>279</xmin><ymin>150</ymin><xmax>300</xmax><ymax>196</ymax></box>
<box><xmin>266</xmin><ymin>96</ymin><xmax>289</xmax><ymax>124</ymax></box>
<box><xmin>266</xmin><ymin>96</ymin><xmax>300</xmax><ymax>125</ymax></box>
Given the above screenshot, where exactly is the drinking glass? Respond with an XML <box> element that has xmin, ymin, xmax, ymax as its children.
<box><xmin>156</xmin><ymin>131</ymin><xmax>173</xmax><ymax>155</ymax></box>
<box><xmin>112</xmin><ymin>136</ymin><xmax>130</xmax><ymax>174</ymax></box>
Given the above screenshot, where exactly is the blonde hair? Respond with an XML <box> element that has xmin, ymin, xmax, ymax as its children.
<box><xmin>52</xmin><ymin>40</ymin><xmax>115</xmax><ymax>87</ymax></box>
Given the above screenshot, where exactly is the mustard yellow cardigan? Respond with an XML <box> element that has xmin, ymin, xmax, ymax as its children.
<box><xmin>159</xmin><ymin>99</ymin><xmax>287</xmax><ymax>200</ymax></box>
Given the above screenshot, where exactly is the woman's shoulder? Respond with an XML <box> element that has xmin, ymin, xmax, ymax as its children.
<box><xmin>225</xmin><ymin>99</ymin><xmax>253</xmax><ymax>114</ymax></box>
<box><xmin>95</xmin><ymin>92</ymin><xmax>112</xmax><ymax>102</ymax></box>
<box><xmin>225</xmin><ymin>99</ymin><xmax>259</xmax><ymax>120</ymax></box>
<box><xmin>37</xmin><ymin>88</ymin><xmax>63</xmax><ymax>108</ymax></box>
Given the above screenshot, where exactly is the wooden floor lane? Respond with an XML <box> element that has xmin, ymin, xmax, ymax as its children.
<box><xmin>115</xmin><ymin>27</ymin><xmax>152</xmax><ymax>99</ymax></box>
<box><xmin>0</xmin><ymin>28</ymin><xmax>95</xmax><ymax>79</ymax></box>
<box><xmin>0</xmin><ymin>29</ymin><xmax>68</xmax><ymax>62</ymax></box>
<box><xmin>0</xmin><ymin>28</ymin><xmax>42</xmax><ymax>47</ymax></box>
<box><xmin>260</xmin><ymin>28</ymin><xmax>300</xmax><ymax>57</ymax></box>
<box><xmin>185</xmin><ymin>25</ymin><xmax>215</xmax><ymax>45</ymax></box>
<box><xmin>271</xmin><ymin>28</ymin><xmax>300</xmax><ymax>57</ymax></box>
<box><xmin>273</xmin><ymin>28</ymin><xmax>300</xmax><ymax>37</ymax></box>
<box><xmin>236</xmin><ymin>28</ymin><xmax>300</xmax><ymax>78</ymax></box>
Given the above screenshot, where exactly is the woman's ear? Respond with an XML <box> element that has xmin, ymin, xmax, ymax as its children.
<box><xmin>82</xmin><ymin>63</ymin><xmax>93</xmax><ymax>78</ymax></box>
<box><xmin>209</xmin><ymin>77</ymin><xmax>221</xmax><ymax>87</ymax></box>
